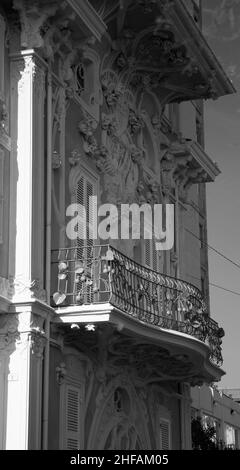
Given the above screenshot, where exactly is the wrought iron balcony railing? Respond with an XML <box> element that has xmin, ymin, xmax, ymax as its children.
<box><xmin>51</xmin><ymin>244</ymin><xmax>224</xmax><ymax>366</ymax></box>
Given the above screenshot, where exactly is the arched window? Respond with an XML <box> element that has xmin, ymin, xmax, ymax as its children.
<box><xmin>71</xmin><ymin>48</ymin><xmax>101</xmax><ymax>121</ymax></box>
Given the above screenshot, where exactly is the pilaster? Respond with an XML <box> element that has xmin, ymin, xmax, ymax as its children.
<box><xmin>9</xmin><ymin>50</ymin><xmax>47</xmax><ymax>303</ymax></box>
<box><xmin>0</xmin><ymin>302</ymin><xmax>53</xmax><ymax>449</ymax></box>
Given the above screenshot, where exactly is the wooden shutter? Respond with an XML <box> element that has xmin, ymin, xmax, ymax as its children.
<box><xmin>152</xmin><ymin>239</ymin><xmax>160</xmax><ymax>272</ymax></box>
<box><xmin>144</xmin><ymin>239</ymin><xmax>160</xmax><ymax>272</ymax></box>
<box><xmin>75</xmin><ymin>171</ymin><xmax>97</xmax><ymax>248</ymax></box>
<box><xmin>144</xmin><ymin>239</ymin><xmax>151</xmax><ymax>268</ymax></box>
<box><xmin>0</xmin><ymin>149</ymin><xmax>4</xmax><ymax>243</ymax></box>
<box><xmin>75</xmin><ymin>170</ymin><xmax>97</xmax><ymax>303</ymax></box>
<box><xmin>76</xmin><ymin>175</ymin><xmax>85</xmax><ymax>248</ymax></box>
<box><xmin>160</xmin><ymin>419</ymin><xmax>171</xmax><ymax>450</ymax></box>
<box><xmin>65</xmin><ymin>385</ymin><xmax>81</xmax><ymax>450</ymax></box>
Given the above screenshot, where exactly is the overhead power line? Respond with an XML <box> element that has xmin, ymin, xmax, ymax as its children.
<box><xmin>188</xmin><ymin>274</ymin><xmax>240</xmax><ymax>296</ymax></box>
<box><xmin>188</xmin><ymin>274</ymin><xmax>240</xmax><ymax>297</ymax></box>
<box><xmin>185</xmin><ymin>228</ymin><xmax>240</xmax><ymax>271</ymax></box>
<box><xmin>209</xmin><ymin>282</ymin><xmax>240</xmax><ymax>297</ymax></box>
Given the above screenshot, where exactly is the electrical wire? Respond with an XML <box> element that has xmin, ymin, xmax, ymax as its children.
<box><xmin>185</xmin><ymin>228</ymin><xmax>240</xmax><ymax>271</ymax></box>
<box><xmin>187</xmin><ymin>274</ymin><xmax>240</xmax><ymax>297</ymax></box>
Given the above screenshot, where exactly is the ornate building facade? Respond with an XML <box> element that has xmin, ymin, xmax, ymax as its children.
<box><xmin>0</xmin><ymin>0</ymin><xmax>234</xmax><ymax>450</ymax></box>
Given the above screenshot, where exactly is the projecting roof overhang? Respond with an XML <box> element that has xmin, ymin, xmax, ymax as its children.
<box><xmin>85</xmin><ymin>0</ymin><xmax>235</xmax><ymax>103</ymax></box>
<box><xmin>160</xmin><ymin>0</ymin><xmax>236</xmax><ymax>101</ymax></box>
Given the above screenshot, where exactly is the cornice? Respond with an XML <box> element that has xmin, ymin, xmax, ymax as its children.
<box><xmin>9</xmin><ymin>49</ymin><xmax>48</xmax><ymax>69</ymax></box>
<box><xmin>171</xmin><ymin>0</ymin><xmax>235</xmax><ymax>98</ymax></box>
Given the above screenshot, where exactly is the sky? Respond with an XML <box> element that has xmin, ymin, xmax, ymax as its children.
<box><xmin>202</xmin><ymin>1</ymin><xmax>240</xmax><ymax>388</ymax></box>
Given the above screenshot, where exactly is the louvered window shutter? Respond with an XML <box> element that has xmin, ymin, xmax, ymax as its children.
<box><xmin>76</xmin><ymin>176</ymin><xmax>85</xmax><ymax>251</ymax></box>
<box><xmin>144</xmin><ymin>239</ymin><xmax>160</xmax><ymax>272</ymax></box>
<box><xmin>65</xmin><ymin>385</ymin><xmax>81</xmax><ymax>450</ymax></box>
<box><xmin>75</xmin><ymin>172</ymin><xmax>97</xmax><ymax>249</ymax></box>
<box><xmin>152</xmin><ymin>239</ymin><xmax>159</xmax><ymax>272</ymax></box>
<box><xmin>144</xmin><ymin>239</ymin><xmax>152</xmax><ymax>268</ymax></box>
<box><xmin>86</xmin><ymin>179</ymin><xmax>94</xmax><ymax>254</ymax></box>
<box><xmin>75</xmin><ymin>170</ymin><xmax>97</xmax><ymax>303</ymax></box>
<box><xmin>160</xmin><ymin>419</ymin><xmax>171</xmax><ymax>450</ymax></box>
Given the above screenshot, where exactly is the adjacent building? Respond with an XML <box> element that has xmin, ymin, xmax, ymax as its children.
<box><xmin>191</xmin><ymin>385</ymin><xmax>240</xmax><ymax>449</ymax></box>
<box><xmin>0</xmin><ymin>0</ymin><xmax>235</xmax><ymax>450</ymax></box>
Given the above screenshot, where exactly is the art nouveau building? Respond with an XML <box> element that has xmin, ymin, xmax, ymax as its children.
<box><xmin>0</xmin><ymin>0</ymin><xmax>234</xmax><ymax>450</ymax></box>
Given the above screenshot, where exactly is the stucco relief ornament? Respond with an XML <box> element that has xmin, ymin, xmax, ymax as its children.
<box><xmin>130</xmin><ymin>145</ymin><xmax>144</xmax><ymax>166</ymax></box>
<box><xmin>161</xmin><ymin>151</ymin><xmax>176</xmax><ymax>195</ymax></box>
<box><xmin>102</xmin><ymin>82</ymin><xmax>123</xmax><ymax>108</ymax></box>
<box><xmin>94</xmin><ymin>145</ymin><xmax>117</xmax><ymax>174</ymax></box>
<box><xmin>136</xmin><ymin>182</ymin><xmax>147</xmax><ymax>204</ymax></box>
<box><xmin>101</xmin><ymin>113</ymin><xmax>117</xmax><ymax>136</ymax></box>
<box><xmin>128</xmin><ymin>109</ymin><xmax>144</xmax><ymax>135</ymax></box>
<box><xmin>69</xmin><ymin>149</ymin><xmax>82</xmax><ymax>166</ymax></box>
<box><xmin>101</xmin><ymin>71</ymin><xmax>124</xmax><ymax>109</ymax></box>
<box><xmin>78</xmin><ymin>115</ymin><xmax>98</xmax><ymax>157</ymax></box>
<box><xmin>52</xmin><ymin>150</ymin><xmax>61</xmax><ymax>170</ymax></box>
<box><xmin>0</xmin><ymin>102</ymin><xmax>9</xmax><ymax>134</ymax></box>
<box><xmin>146</xmin><ymin>177</ymin><xmax>160</xmax><ymax>204</ymax></box>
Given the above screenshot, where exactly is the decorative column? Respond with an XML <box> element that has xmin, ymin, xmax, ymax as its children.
<box><xmin>9</xmin><ymin>50</ymin><xmax>47</xmax><ymax>302</ymax></box>
<box><xmin>1</xmin><ymin>307</ymin><xmax>47</xmax><ymax>450</ymax></box>
<box><xmin>5</xmin><ymin>50</ymin><xmax>52</xmax><ymax>449</ymax></box>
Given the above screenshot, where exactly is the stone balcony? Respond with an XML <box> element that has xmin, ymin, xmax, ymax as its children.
<box><xmin>51</xmin><ymin>244</ymin><xmax>224</xmax><ymax>374</ymax></box>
